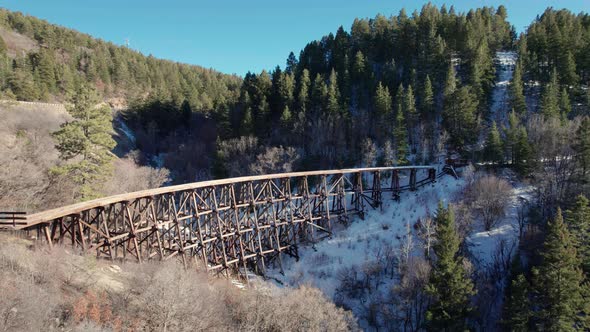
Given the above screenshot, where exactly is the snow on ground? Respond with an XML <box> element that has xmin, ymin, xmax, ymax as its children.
<box><xmin>466</xmin><ymin>182</ymin><xmax>534</xmax><ymax>267</ymax></box>
<box><xmin>465</xmin><ymin>172</ymin><xmax>534</xmax><ymax>330</ymax></box>
<box><xmin>114</xmin><ymin>115</ymin><xmax>136</xmax><ymax>147</ymax></box>
<box><xmin>152</xmin><ymin>153</ymin><xmax>166</xmax><ymax>169</ymax></box>
<box><xmin>268</xmin><ymin>172</ymin><xmax>466</xmax><ymax>298</ymax></box>
<box><xmin>112</xmin><ymin>113</ymin><xmax>137</xmax><ymax>157</ymax></box>
<box><xmin>491</xmin><ymin>51</ymin><xmax>517</xmax><ymax>126</ymax></box>
<box><xmin>263</xmin><ymin>167</ymin><xmax>532</xmax><ymax>329</ymax></box>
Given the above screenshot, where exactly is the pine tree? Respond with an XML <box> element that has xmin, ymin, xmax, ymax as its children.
<box><xmin>352</xmin><ymin>50</ymin><xmax>367</xmax><ymax>81</ymax></box>
<box><xmin>297</xmin><ymin>69</ymin><xmax>311</xmax><ymax>115</ymax></box>
<box><xmin>255</xmin><ymin>96</ymin><xmax>270</xmax><ymax>137</ymax></box>
<box><xmin>374</xmin><ymin>81</ymin><xmax>392</xmax><ymax>141</ymax></box>
<box><xmin>510</xmin><ymin>60</ymin><xmax>527</xmax><ymax>114</ymax></box>
<box><xmin>502</xmin><ymin>274</ymin><xmax>532</xmax><ymax>331</ymax></box>
<box><xmin>533</xmin><ymin>208</ymin><xmax>586</xmax><ymax>331</ymax></box>
<box><xmin>280</xmin><ymin>106</ymin><xmax>292</xmax><ymax>129</ymax></box>
<box><xmin>559</xmin><ymin>87</ymin><xmax>571</xmax><ymax>119</ymax></box>
<box><xmin>311</xmin><ymin>73</ymin><xmax>327</xmax><ymax>112</ymax></box>
<box><xmin>484</xmin><ymin>121</ymin><xmax>503</xmax><ymax>164</ymax></box>
<box><xmin>573</xmin><ymin>118</ymin><xmax>590</xmax><ymax>179</ymax></box>
<box><xmin>238</xmin><ymin>91</ymin><xmax>253</xmax><ymax>136</ymax></box>
<box><xmin>503</xmin><ymin>110</ymin><xmax>520</xmax><ymax>164</ymax></box>
<box><xmin>514</xmin><ymin>127</ymin><xmax>532</xmax><ymax>175</ymax></box>
<box><xmin>404</xmin><ymin>85</ymin><xmax>418</xmax><ymax>148</ymax></box>
<box><xmin>0</xmin><ymin>35</ymin><xmax>7</xmax><ymax>55</ymax></box>
<box><xmin>502</xmin><ymin>252</ymin><xmax>532</xmax><ymax>331</ymax></box>
<box><xmin>394</xmin><ymin>105</ymin><xmax>409</xmax><ymax>165</ymax></box>
<box><xmin>541</xmin><ymin>68</ymin><xmax>560</xmax><ymax>119</ymax></box>
<box><xmin>395</xmin><ymin>83</ymin><xmax>405</xmax><ymax>115</ymax></box>
<box><xmin>559</xmin><ymin>51</ymin><xmax>578</xmax><ymax>87</ymax></box>
<box><xmin>443</xmin><ymin>62</ymin><xmax>457</xmax><ymax>100</ymax></box>
<box><xmin>52</xmin><ymin>85</ymin><xmax>116</xmax><ymax>200</ymax></box>
<box><xmin>425</xmin><ymin>203</ymin><xmax>475</xmax><ymax>331</ymax></box>
<box><xmin>374</xmin><ymin>81</ymin><xmax>392</xmax><ymax>118</ymax></box>
<box><xmin>279</xmin><ymin>71</ymin><xmax>296</xmax><ymax>112</ymax></box>
<box><xmin>565</xmin><ymin>195</ymin><xmax>590</xmax><ymax>275</ymax></box>
<box><xmin>442</xmin><ymin>86</ymin><xmax>479</xmax><ymax>149</ymax></box>
<box><xmin>181</xmin><ymin>99</ymin><xmax>192</xmax><ymax>126</ymax></box>
<box><xmin>285</xmin><ymin>51</ymin><xmax>298</xmax><ymax>74</ymax></box>
<box><xmin>469</xmin><ymin>38</ymin><xmax>495</xmax><ymax>111</ymax></box>
<box><xmin>326</xmin><ymin>69</ymin><xmax>340</xmax><ymax>114</ymax></box>
<box><xmin>241</xmin><ymin>107</ymin><xmax>253</xmax><ymax>136</ymax></box>
<box><xmin>422</xmin><ymin>75</ymin><xmax>434</xmax><ymax>120</ymax></box>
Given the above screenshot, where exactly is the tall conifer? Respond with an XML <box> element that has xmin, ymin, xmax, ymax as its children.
<box><xmin>533</xmin><ymin>208</ymin><xmax>587</xmax><ymax>331</ymax></box>
<box><xmin>425</xmin><ymin>203</ymin><xmax>475</xmax><ymax>331</ymax></box>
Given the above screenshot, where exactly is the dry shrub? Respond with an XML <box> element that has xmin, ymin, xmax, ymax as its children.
<box><xmin>0</xmin><ymin>235</ymin><xmax>358</xmax><ymax>332</ymax></box>
<box><xmin>72</xmin><ymin>290</ymin><xmax>122</xmax><ymax>331</ymax></box>
<box><xmin>104</xmin><ymin>156</ymin><xmax>170</xmax><ymax>195</ymax></box>
<box><xmin>466</xmin><ymin>175</ymin><xmax>512</xmax><ymax>231</ymax></box>
<box><xmin>122</xmin><ymin>261</ymin><xmax>232</xmax><ymax>331</ymax></box>
<box><xmin>453</xmin><ymin>202</ymin><xmax>474</xmax><ymax>241</ymax></box>
<box><xmin>217</xmin><ymin>136</ymin><xmax>260</xmax><ymax>177</ymax></box>
<box><xmin>0</xmin><ymin>277</ymin><xmax>59</xmax><ymax>332</ymax></box>
<box><xmin>218</xmin><ymin>136</ymin><xmax>301</xmax><ymax>177</ymax></box>
<box><xmin>70</xmin><ymin>321</ymin><xmax>113</xmax><ymax>332</ymax></box>
<box><xmin>0</xmin><ymin>104</ymin><xmax>76</xmax><ymax>212</ymax></box>
<box><xmin>232</xmin><ymin>286</ymin><xmax>359</xmax><ymax>332</ymax></box>
<box><xmin>0</xmin><ymin>238</ymin><xmax>62</xmax><ymax>331</ymax></box>
<box><xmin>389</xmin><ymin>256</ymin><xmax>431</xmax><ymax>330</ymax></box>
<box><xmin>123</xmin><ymin>261</ymin><xmax>358</xmax><ymax>332</ymax></box>
<box><xmin>249</xmin><ymin>146</ymin><xmax>300</xmax><ymax>175</ymax></box>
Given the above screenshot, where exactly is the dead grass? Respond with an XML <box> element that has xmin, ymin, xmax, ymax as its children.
<box><xmin>0</xmin><ymin>234</ymin><xmax>358</xmax><ymax>331</ymax></box>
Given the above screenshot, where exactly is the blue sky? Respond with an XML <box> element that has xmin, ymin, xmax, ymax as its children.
<box><xmin>1</xmin><ymin>1</ymin><xmax>588</xmax><ymax>76</ymax></box>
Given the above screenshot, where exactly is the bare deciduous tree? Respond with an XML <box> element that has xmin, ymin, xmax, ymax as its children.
<box><xmin>361</xmin><ymin>138</ymin><xmax>377</xmax><ymax>167</ymax></box>
<box><xmin>390</xmin><ymin>256</ymin><xmax>431</xmax><ymax>331</ymax></box>
<box><xmin>249</xmin><ymin>146</ymin><xmax>300</xmax><ymax>175</ymax></box>
<box><xmin>467</xmin><ymin>175</ymin><xmax>512</xmax><ymax>231</ymax></box>
<box><xmin>418</xmin><ymin>216</ymin><xmax>436</xmax><ymax>259</ymax></box>
<box><xmin>104</xmin><ymin>156</ymin><xmax>170</xmax><ymax>195</ymax></box>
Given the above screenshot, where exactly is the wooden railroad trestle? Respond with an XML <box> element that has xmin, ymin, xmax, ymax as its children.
<box><xmin>4</xmin><ymin>166</ymin><xmax>441</xmax><ymax>279</ymax></box>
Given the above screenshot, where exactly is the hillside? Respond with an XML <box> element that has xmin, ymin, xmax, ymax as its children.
<box><xmin>0</xmin><ymin>100</ymin><xmax>170</xmax><ymax>212</ymax></box>
<box><xmin>0</xmin><ymin>234</ymin><xmax>357</xmax><ymax>331</ymax></box>
<box><xmin>0</xmin><ymin>8</ymin><xmax>242</xmax><ymax>112</ymax></box>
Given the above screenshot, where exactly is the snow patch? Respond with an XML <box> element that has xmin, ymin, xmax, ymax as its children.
<box><xmin>490</xmin><ymin>51</ymin><xmax>518</xmax><ymax>125</ymax></box>
<box><xmin>113</xmin><ymin>114</ymin><xmax>137</xmax><ymax>147</ymax></box>
<box><xmin>466</xmin><ymin>184</ymin><xmax>534</xmax><ymax>267</ymax></box>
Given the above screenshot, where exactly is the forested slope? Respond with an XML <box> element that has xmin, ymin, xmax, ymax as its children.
<box><xmin>0</xmin><ymin>8</ymin><xmax>241</xmax><ymax>111</ymax></box>
<box><xmin>224</xmin><ymin>5</ymin><xmax>514</xmax><ymax>171</ymax></box>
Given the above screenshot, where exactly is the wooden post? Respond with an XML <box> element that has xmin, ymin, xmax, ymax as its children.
<box><xmin>410</xmin><ymin>168</ymin><xmax>417</xmax><ymax>191</ymax></box>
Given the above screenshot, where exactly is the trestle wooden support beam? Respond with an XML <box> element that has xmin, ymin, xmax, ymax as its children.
<box><xmin>9</xmin><ymin>167</ymin><xmax>439</xmax><ymax>276</ymax></box>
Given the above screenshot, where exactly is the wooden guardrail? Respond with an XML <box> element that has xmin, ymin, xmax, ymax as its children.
<box><xmin>0</xmin><ymin>212</ymin><xmax>27</xmax><ymax>228</ymax></box>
